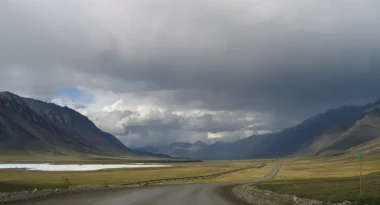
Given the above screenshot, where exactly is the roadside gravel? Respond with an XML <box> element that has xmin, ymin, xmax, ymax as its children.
<box><xmin>232</xmin><ymin>184</ymin><xmax>353</xmax><ymax>205</ymax></box>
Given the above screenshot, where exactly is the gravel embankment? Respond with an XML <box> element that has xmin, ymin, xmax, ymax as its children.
<box><xmin>232</xmin><ymin>185</ymin><xmax>353</xmax><ymax>205</ymax></box>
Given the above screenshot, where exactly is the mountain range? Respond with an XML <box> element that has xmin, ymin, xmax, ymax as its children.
<box><xmin>133</xmin><ymin>140</ymin><xmax>208</xmax><ymax>158</ymax></box>
<box><xmin>136</xmin><ymin>98</ymin><xmax>380</xmax><ymax>159</ymax></box>
<box><xmin>0</xmin><ymin>91</ymin><xmax>161</xmax><ymax>157</ymax></box>
<box><xmin>2</xmin><ymin>91</ymin><xmax>380</xmax><ymax>160</ymax></box>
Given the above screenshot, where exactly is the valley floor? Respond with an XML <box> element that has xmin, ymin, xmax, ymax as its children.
<box><xmin>1</xmin><ymin>154</ymin><xmax>380</xmax><ymax>204</ymax></box>
<box><xmin>5</xmin><ymin>162</ymin><xmax>283</xmax><ymax>205</ymax></box>
<box><xmin>0</xmin><ymin>156</ymin><xmax>269</xmax><ymax>193</ymax></box>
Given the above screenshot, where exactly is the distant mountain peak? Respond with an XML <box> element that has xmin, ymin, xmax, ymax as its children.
<box><xmin>0</xmin><ymin>91</ymin><xmax>13</xmax><ymax>95</ymax></box>
<box><xmin>0</xmin><ymin>91</ymin><xmax>26</xmax><ymax>106</ymax></box>
<box><xmin>375</xmin><ymin>97</ymin><xmax>380</xmax><ymax>105</ymax></box>
<box><xmin>169</xmin><ymin>142</ymin><xmax>192</xmax><ymax>149</ymax></box>
<box><xmin>193</xmin><ymin>140</ymin><xmax>207</xmax><ymax>146</ymax></box>
<box><xmin>0</xmin><ymin>91</ymin><xmax>20</xmax><ymax>99</ymax></box>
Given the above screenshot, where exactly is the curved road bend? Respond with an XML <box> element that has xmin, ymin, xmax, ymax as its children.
<box><xmin>12</xmin><ymin>162</ymin><xmax>282</xmax><ymax>205</ymax></box>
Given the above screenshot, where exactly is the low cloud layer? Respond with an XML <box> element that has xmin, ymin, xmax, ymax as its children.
<box><xmin>76</xmin><ymin>98</ymin><xmax>264</xmax><ymax>146</ymax></box>
<box><xmin>1</xmin><ymin>0</ymin><xmax>380</xmax><ymax>146</ymax></box>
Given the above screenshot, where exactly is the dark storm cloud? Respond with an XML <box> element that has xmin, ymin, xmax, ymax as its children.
<box><xmin>1</xmin><ymin>0</ymin><xmax>380</xmax><ymax>144</ymax></box>
<box><xmin>186</xmin><ymin>114</ymin><xmax>247</xmax><ymax>133</ymax></box>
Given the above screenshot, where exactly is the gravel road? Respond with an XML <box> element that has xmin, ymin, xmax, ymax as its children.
<box><xmin>10</xmin><ymin>162</ymin><xmax>282</xmax><ymax>205</ymax></box>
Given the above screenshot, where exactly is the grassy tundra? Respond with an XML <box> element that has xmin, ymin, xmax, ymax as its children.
<box><xmin>257</xmin><ymin>156</ymin><xmax>380</xmax><ymax>204</ymax></box>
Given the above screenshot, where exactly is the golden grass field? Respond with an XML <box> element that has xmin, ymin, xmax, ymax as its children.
<box><xmin>211</xmin><ymin>162</ymin><xmax>274</xmax><ymax>182</ymax></box>
<box><xmin>257</xmin><ymin>155</ymin><xmax>380</xmax><ymax>204</ymax></box>
<box><xmin>277</xmin><ymin>156</ymin><xmax>380</xmax><ymax>180</ymax></box>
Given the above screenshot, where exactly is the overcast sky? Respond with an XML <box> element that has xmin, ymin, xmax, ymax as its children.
<box><xmin>1</xmin><ymin>0</ymin><xmax>380</xmax><ymax>146</ymax></box>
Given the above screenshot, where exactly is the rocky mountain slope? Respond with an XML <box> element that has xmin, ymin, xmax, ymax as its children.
<box><xmin>0</xmin><ymin>91</ymin><xmax>149</xmax><ymax>156</ymax></box>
